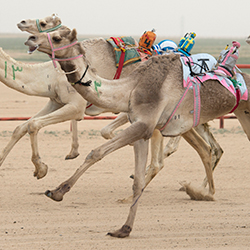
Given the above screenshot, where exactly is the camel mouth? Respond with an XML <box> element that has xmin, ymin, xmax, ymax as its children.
<box><xmin>27</xmin><ymin>45</ymin><xmax>39</xmax><ymax>54</ymax></box>
<box><xmin>17</xmin><ymin>23</ymin><xmax>27</xmax><ymax>31</ymax></box>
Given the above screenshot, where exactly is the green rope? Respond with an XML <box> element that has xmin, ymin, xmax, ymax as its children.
<box><xmin>36</xmin><ymin>19</ymin><xmax>62</xmax><ymax>33</ymax></box>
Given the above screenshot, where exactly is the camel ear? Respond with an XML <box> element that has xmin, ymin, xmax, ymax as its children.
<box><xmin>69</xmin><ymin>28</ymin><xmax>77</xmax><ymax>41</ymax></box>
<box><xmin>52</xmin><ymin>13</ymin><xmax>61</xmax><ymax>25</ymax></box>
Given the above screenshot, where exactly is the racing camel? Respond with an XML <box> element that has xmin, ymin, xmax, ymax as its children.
<box><xmin>24</xmin><ymin>28</ymin><xmax>250</xmax><ymax>237</ymax></box>
<box><xmin>16</xmin><ymin>15</ymin><xmax>223</xmax><ymax>189</ymax></box>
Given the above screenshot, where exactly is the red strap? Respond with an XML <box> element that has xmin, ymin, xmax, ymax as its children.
<box><xmin>110</xmin><ymin>37</ymin><xmax>126</xmax><ymax>79</ymax></box>
<box><xmin>113</xmin><ymin>50</ymin><xmax>125</xmax><ymax>79</ymax></box>
<box><xmin>229</xmin><ymin>88</ymin><xmax>241</xmax><ymax>113</ymax></box>
<box><xmin>110</xmin><ymin>37</ymin><xmax>123</xmax><ymax>47</ymax></box>
<box><xmin>86</xmin><ymin>103</ymin><xmax>93</xmax><ymax>109</ymax></box>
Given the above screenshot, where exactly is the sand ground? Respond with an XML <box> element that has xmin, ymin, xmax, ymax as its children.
<box><xmin>1</xmin><ymin>81</ymin><xmax>250</xmax><ymax>250</ymax></box>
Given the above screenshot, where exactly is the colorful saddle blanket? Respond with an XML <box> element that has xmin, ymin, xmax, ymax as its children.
<box><xmin>182</xmin><ymin>60</ymin><xmax>248</xmax><ymax>101</ymax></box>
<box><xmin>194</xmin><ymin>72</ymin><xmax>247</xmax><ymax>101</ymax></box>
<box><xmin>107</xmin><ymin>36</ymin><xmax>141</xmax><ymax>67</ymax></box>
<box><xmin>181</xmin><ymin>53</ymin><xmax>217</xmax><ymax>77</ymax></box>
<box><xmin>160</xmin><ymin>57</ymin><xmax>248</xmax><ymax>131</ymax></box>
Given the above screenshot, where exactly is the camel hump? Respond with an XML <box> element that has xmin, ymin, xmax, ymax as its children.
<box><xmin>148</xmin><ymin>53</ymin><xmax>180</xmax><ymax>65</ymax></box>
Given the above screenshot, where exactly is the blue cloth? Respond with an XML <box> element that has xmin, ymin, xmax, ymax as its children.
<box><xmin>153</xmin><ymin>39</ymin><xmax>177</xmax><ymax>54</ymax></box>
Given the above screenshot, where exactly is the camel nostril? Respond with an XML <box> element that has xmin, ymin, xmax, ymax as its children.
<box><xmin>29</xmin><ymin>36</ymin><xmax>37</xmax><ymax>41</ymax></box>
<box><xmin>20</xmin><ymin>20</ymin><xmax>26</xmax><ymax>24</ymax></box>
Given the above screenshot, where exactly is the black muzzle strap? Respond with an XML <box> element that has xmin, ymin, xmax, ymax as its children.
<box><xmin>74</xmin><ymin>65</ymin><xmax>92</xmax><ymax>86</ymax></box>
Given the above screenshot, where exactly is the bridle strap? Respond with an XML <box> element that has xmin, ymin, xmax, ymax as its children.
<box><xmin>46</xmin><ymin>33</ymin><xmax>90</xmax><ymax>86</ymax></box>
<box><xmin>73</xmin><ymin>65</ymin><xmax>92</xmax><ymax>86</ymax></box>
<box><xmin>36</xmin><ymin>19</ymin><xmax>62</xmax><ymax>33</ymax></box>
<box><xmin>47</xmin><ymin>33</ymin><xmax>83</xmax><ymax>68</ymax></box>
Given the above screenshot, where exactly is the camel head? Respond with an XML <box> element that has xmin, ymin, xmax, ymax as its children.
<box><xmin>17</xmin><ymin>14</ymin><xmax>62</xmax><ymax>34</ymax></box>
<box><xmin>25</xmin><ymin>27</ymin><xmax>79</xmax><ymax>58</ymax></box>
<box><xmin>246</xmin><ymin>35</ymin><xmax>250</xmax><ymax>45</ymax></box>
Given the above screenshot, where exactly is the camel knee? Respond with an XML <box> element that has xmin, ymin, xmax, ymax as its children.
<box><xmin>27</xmin><ymin>120</ymin><xmax>39</xmax><ymax>134</ymax></box>
<box><xmin>73</xmin><ymin>105</ymin><xmax>85</xmax><ymax>121</ymax></box>
<box><xmin>85</xmin><ymin>148</ymin><xmax>103</xmax><ymax>163</ymax></box>
<box><xmin>135</xmin><ymin>122</ymin><xmax>153</xmax><ymax>140</ymax></box>
<box><xmin>100</xmin><ymin>126</ymin><xmax>114</xmax><ymax>139</ymax></box>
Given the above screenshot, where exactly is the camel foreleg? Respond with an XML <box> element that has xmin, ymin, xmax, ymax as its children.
<box><xmin>65</xmin><ymin>120</ymin><xmax>80</xmax><ymax>160</ymax></box>
<box><xmin>0</xmin><ymin>99</ymin><xmax>63</xmax><ymax>170</ymax></box>
<box><xmin>101</xmin><ymin>112</ymin><xmax>129</xmax><ymax>139</ymax></box>
<box><xmin>28</xmin><ymin>98</ymin><xmax>85</xmax><ymax>179</ymax></box>
<box><xmin>120</xmin><ymin>129</ymin><xmax>164</xmax><ymax>203</ymax></box>
<box><xmin>108</xmin><ymin>138</ymin><xmax>148</xmax><ymax>237</ymax></box>
<box><xmin>45</xmin><ymin>121</ymin><xmax>151</xmax><ymax>237</ymax></box>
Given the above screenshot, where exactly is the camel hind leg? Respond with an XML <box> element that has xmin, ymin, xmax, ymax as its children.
<box><xmin>194</xmin><ymin>123</ymin><xmax>223</xmax><ymax>188</ymax></box>
<box><xmin>134</xmin><ymin>123</ymin><xmax>221</xmax><ymax>191</ymax></box>
<box><xmin>181</xmin><ymin>129</ymin><xmax>215</xmax><ymax>201</ymax></box>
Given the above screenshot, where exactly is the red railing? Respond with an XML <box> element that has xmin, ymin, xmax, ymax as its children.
<box><xmin>0</xmin><ymin>116</ymin><xmax>117</xmax><ymax>121</ymax></box>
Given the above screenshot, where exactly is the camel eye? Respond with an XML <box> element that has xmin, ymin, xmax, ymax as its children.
<box><xmin>53</xmin><ymin>36</ymin><xmax>62</xmax><ymax>42</ymax></box>
<box><xmin>40</xmin><ymin>21</ymin><xmax>47</xmax><ymax>27</ymax></box>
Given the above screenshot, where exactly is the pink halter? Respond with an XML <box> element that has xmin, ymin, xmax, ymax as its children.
<box><xmin>47</xmin><ymin>32</ymin><xmax>83</xmax><ymax>68</ymax></box>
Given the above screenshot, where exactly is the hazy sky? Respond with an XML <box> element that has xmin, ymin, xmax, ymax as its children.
<box><xmin>0</xmin><ymin>0</ymin><xmax>249</xmax><ymax>39</ymax></box>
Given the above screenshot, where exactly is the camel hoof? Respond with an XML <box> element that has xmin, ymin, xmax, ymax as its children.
<box><xmin>45</xmin><ymin>183</ymin><xmax>71</xmax><ymax>202</ymax></box>
<box><xmin>45</xmin><ymin>189</ymin><xmax>63</xmax><ymax>202</ymax></box>
<box><xmin>33</xmin><ymin>164</ymin><xmax>48</xmax><ymax>179</ymax></box>
<box><xmin>117</xmin><ymin>196</ymin><xmax>133</xmax><ymax>204</ymax></box>
<box><xmin>65</xmin><ymin>153</ymin><xmax>79</xmax><ymax>160</ymax></box>
<box><xmin>179</xmin><ymin>186</ymin><xmax>186</xmax><ymax>191</ymax></box>
<box><xmin>181</xmin><ymin>181</ymin><xmax>215</xmax><ymax>201</ymax></box>
<box><xmin>107</xmin><ymin>225</ymin><xmax>132</xmax><ymax>238</ymax></box>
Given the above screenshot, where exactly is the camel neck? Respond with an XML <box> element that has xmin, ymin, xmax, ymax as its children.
<box><xmin>69</xmin><ymin>61</ymin><xmax>134</xmax><ymax>113</ymax></box>
<box><xmin>0</xmin><ymin>48</ymin><xmax>57</xmax><ymax>97</ymax></box>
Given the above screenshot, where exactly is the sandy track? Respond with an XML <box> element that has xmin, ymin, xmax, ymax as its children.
<box><xmin>1</xmin><ymin>82</ymin><xmax>250</xmax><ymax>249</ymax></box>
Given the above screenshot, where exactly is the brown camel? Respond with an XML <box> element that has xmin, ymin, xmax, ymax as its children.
<box><xmin>24</xmin><ymin>28</ymin><xmax>250</xmax><ymax>238</ymax></box>
<box><xmin>17</xmin><ymin>15</ymin><xmax>223</xmax><ymax>191</ymax></box>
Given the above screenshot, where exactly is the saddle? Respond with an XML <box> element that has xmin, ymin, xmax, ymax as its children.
<box><xmin>107</xmin><ymin>36</ymin><xmax>141</xmax><ymax>68</ymax></box>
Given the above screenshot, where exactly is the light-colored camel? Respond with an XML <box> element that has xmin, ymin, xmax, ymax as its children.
<box><xmin>25</xmin><ymin>28</ymin><xmax>250</xmax><ymax>238</ymax></box>
<box><xmin>17</xmin><ymin>14</ymin><xmax>62</xmax><ymax>33</ymax></box>
<box><xmin>0</xmin><ymin>48</ymin><xmax>131</xmax><ymax>179</ymax></box>
<box><xmin>1</xmin><ymin>16</ymin><xmax>186</xmax><ymax>183</ymax></box>
<box><xmin>17</xmin><ymin>15</ymin><xmax>223</xmax><ymax>189</ymax></box>
<box><xmin>0</xmin><ymin>49</ymin><xmax>86</xmax><ymax>178</ymax></box>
